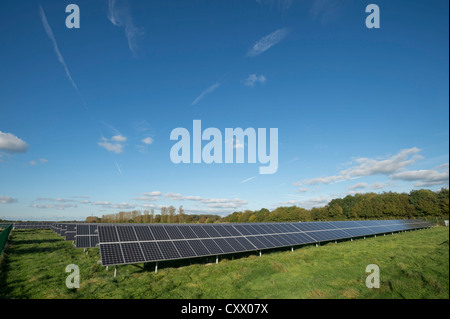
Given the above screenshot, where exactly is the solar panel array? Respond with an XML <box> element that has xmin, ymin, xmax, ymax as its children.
<box><xmin>48</xmin><ymin>223</ymin><xmax>99</xmax><ymax>247</ymax></box>
<box><xmin>14</xmin><ymin>222</ymin><xmax>53</xmax><ymax>229</ymax></box>
<box><xmin>97</xmin><ymin>219</ymin><xmax>433</xmax><ymax>266</ymax></box>
<box><xmin>75</xmin><ymin>224</ymin><xmax>99</xmax><ymax>248</ymax></box>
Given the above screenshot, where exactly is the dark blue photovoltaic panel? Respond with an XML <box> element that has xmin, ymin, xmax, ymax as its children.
<box><xmin>157</xmin><ymin>241</ymin><xmax>181</xmax><ymax>260</ymax></box>
<box><xmin>187</xmin><ymin>240</ymin><xmax>210</xmax><ymax>256</ymax></box>
<box><xmin>246</xmin><ymin>236</ymin><xmax>267</xmax><ymax>249</ymax></box>
<box><xmin>121</xmin><ymin>243</ymin><xmax>145</xmax><ymax>263</ymax></box>
<box><xmin>66</xmin><ymin>233</ymin><xmax>76</xmax><ymax>241</ymax></box>
<box><xmin>213</xmin><ymin>238</ymin><xmax>235</xmax><ymax>253</ymax></box>
<box><xmin>77</xmin><ymin>225</ymin><xmax>90</xmax><ymax>235</ymax></box>
<box><xmin>116</xmin><ymin>226</ymin><xmax>138</xmax><ymax>242</ymax></box>
<box><xmin>178</xmin><ymin>226</ymin><xmax>198</xmax><ymax>239</ymax></box>
<box><xmin>213</xmin><ymin>225</ymin><xmax>233</xmax><ymax>237</ymax></box>
<box><xmin>259</xmin><ymin>224</ymin><xmax>277</xmax><ymax>234</ymax></box>
<box><xmin>98</xmin><ymin>226</ymin><xmax>119</xmax><ymax>243</ymax></box>
<box><xmin>89</xmin><ymin>225</ymin><xmax>98</xmax><ymax>234</ymax></box>
<box><xmin>141</xmin><ymin>242</ymin><xmax>163</xmax><ymax>261</ymax></box>
<box><xmin>257</xmin><ymin>235</ymin><xmax>278</xmax><ymax>248</ymax></box>
<box><xmin>328</xmin><ymin>221</ymin><xmax>362</xmax><ymax>229</ymax></box>
<box><xmin>76</xmin><ymin>236</ymin><xmax>90</xmax><ymax>248</ymax></box>
<box><xmin>200</xmin><ymin>239</ymin><xmax>223</xmax><ymax>254</ymax></box>
<box><xmin>268</xmin><ymin>224</ymin><xmax>287</xmax><ymax>233</ymax></box>
<box><xmin>90</xmin><ymin>236</ymin><xmax>99</xmax><ymax>247</ymax></box>
<box><xmin>172</xmin><ymin>240</ymin><xmax>197</xmax><ymax>258</ymax></box>
<box><xmin>134</xmin><ymin>226</ymin><xmax>155</xmax><ymax>241</ymax></box>
<box><xmin>339</xmin><ymin>227</ymin><xmax>372</xmax><ymax>237</ymax></box>
<box><xmin>150</xmin><ymin>226</ymin><xmax>170</xmax><ymax>240</ymax></box>
<box><xmin>190</xmin><ymin>225</ymin><xmax>210</xmax><ymax>238</ymax></box>
<box><xmin>100</xmin><ymin>243</ymin><xmax>124</xmax><ymax>266</ymax></box>
<box><xmin>224</xmin><ymin>237</ymin><xmax>247</xmax><ymax>252</ymax></box>
<box><xmin>293</xmin><ymin>222</ymin><xmax>335</xmax><ymax>232</ymax></box>
<box><xmin>308</xmin><ymin>229</ymin><xmax>351</xmax><ymax>242</ymax></box>
<box><xmin>234</xmin><ymin>237</ymin><xmax>258</xmax><ymax>250</ymax></box>
<box><xmin>250</xmin><ymin>224</ymin><xmax>268</xmax><ymax>234</ymax></box>
<box><xmin>290</xmin><ymin>232</ymin><xmax>316</xmax><ymax>245</ymax></box>
<box><xmin>232</xmin><ymin>225</ymin><xmax>253</xmax><ymax>236</ymax></box>
<box><xmin>164</xmin><ymin>225</ymin><xmax>185</xmax><ymax>240</ymax></box>
<box><xmin>222</xmin><ymin>225</ymin><xmax>242</xmax><ymax>237</ymax></box>
<box><xmin>202</xmin><ymin>225</ymin><xmax>222</xmax><ymax>238</ymax></box>
<box><xmin>271</xmin><ymin>234</ymin><xmax>291</xmax><ymax>246</ymax></box>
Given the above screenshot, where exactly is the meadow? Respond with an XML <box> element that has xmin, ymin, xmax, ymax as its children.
<box><xmin>0</xmin><ymin>227</ymin><xmax>448</xmax><ymax>299</ymax></box>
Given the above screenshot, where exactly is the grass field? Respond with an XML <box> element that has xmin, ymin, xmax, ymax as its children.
<box><xmin>0</xmin><ymin>227</ymin><xmax>448</xmax><ymax>299</ymax></box>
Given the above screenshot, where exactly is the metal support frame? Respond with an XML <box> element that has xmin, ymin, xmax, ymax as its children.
<box><xmin>155</xmin><ymin>262</ymin><xmax>158</xmax><ymax>274</ymax></box>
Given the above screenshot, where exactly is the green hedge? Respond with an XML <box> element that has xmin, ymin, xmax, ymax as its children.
<box><xmin>0</xmin><ymin>224</ymin><xmax>12</xmax><ymax>255</ymax></box>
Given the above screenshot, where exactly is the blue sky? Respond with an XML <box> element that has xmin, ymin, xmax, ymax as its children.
<box><xmin>0</xmin><ymin>0</ymin><xmax>448</xmax><ymax>221</ymax></box>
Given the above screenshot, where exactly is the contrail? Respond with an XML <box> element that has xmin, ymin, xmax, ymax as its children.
<box><xmin>40</xmin><ymin>4</ymin><xmax>121</xmax><ymax>175</ymax></box>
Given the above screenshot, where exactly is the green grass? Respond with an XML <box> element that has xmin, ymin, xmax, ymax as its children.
<box><xmin>0</xmin><ymin>227</ymin><xmax>448</xmax><ymax>299</ymax></box>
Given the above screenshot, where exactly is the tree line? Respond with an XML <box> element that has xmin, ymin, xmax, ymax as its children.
<box><xmin>92</xmin><ymin>188</ymin><xmax>449</xmax><ymax>224</ymax></box>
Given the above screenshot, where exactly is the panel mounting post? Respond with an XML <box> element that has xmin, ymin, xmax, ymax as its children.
<box><xmin>259</xmin><ymin>251</ymin><xmax>262</xmax><ymax>257</ymax></box>
<box><xmin>216</xmin><ymin>256</ymin><xmax>218</xmax><ymax>264</ymax></box>
<box><xmin>114</xmin><ymin>266</ymin><xmax>117</xmax><ymax>278</ymax></box>
<box><xmin>291</xmin><ymin>247</ymin><xmax>294</xmax><ymax>252</ymax></box>
<box><xmin>155</xmin><ymin>262</ymin><xmax>158</xmax><ymax>274</ymax></box>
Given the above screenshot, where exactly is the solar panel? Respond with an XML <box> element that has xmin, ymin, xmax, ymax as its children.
<box><xmin>96</xmin><ymin>219</ymin><xmax>434</xmax><ymax>266</ymax></box>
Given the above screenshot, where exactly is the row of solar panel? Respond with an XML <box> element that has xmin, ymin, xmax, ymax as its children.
<box><xmin>14</xmin><ymin>223</ymin><xmax>53</xmax><ymax>229</ymax></box>
<box><xmin>49</xmin><ymin>224</ymin><xmax>99</xmax><ymax>248</ymax></box>
<box><xmin>98</xmin><ymin>220</ymin><xmax>434</xmax><ymax>266</ymax></box>
<box><xmin>97</xmin><ymin>220</ymin><xmax>430</xmax><ymax>243</ymax></box>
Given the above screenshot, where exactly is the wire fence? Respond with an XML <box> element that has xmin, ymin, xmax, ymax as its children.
<box><xmin>0</xmin><ymin>224</ymin><xmax>13</xmax><ymax>256</ymax></box>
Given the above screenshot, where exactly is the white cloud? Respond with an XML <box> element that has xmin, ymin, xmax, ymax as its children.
<box><xmin>370</xmin><ymin>182</ymin><xmax>386</xmax><ymax>190</ymax></box>
<box><xmin>390</xmin><ymin>166</ymin><xmax>449</xmax><ymax>187</ymax></box>
<box><xmin>0</xmin><ymin>196</ymin><xmax>18</xmax><ymax>204</ymax></box>
<box><xmin>92</xmin><ymin>201</ymin><xmax>111</xmax><ymax>206</ymax></box>
<box><xmin>29</xmin><ymin>160</ymin><xmax>37</xmax><ymax>166</ymax></box>
<box><xmin>107</xmin><ymin>0</ymin><xmax>144</xmax><ymax>57</ymax></box>
<box><xmin>31</xmin><ymin>203</ymin><xmax>76</xmax><ymax>210</ymax></box>
<box><xmin>191</xmin><ymin>82</ymin><xmax>221</xmax><ymax>105</ymax></box>
<box><xmin>300</xmin><ymin>147</ymin><xmax>423</xmax><ymax>186</ymax></box>
<box><xmin>162</xmin><ymin>192</ymin><xmax>247</xmax><ymax>209</ymax></box>
<box><xmin>244</xmin><ymin>74</ymin><xmax>266</xmax><ymax>87</ymax></box>
<box><xmin>98</xmin><ymin>141</ymin><xmax>124</xmax><ymax>154</ymax></box>
<box><xmin>111</xmin><ymin>135</ymin><xmax>127</xmax><ymax>142</ymax></box>
<box><xmin>279</xmin><ymin>196</ymin><xmax>331</xmax><ymax>209</ymax></box>
<box><xmin>39</xmin><ymin>158</ymin><xmax>48</xmax><ymax>163</ymax></box>
<box><xmin>98</xmin><ymin>135</ymin><xmax>127</xmax><ymax>154</ymax></box>
<box><xmin>348</xmin><ymin>182</ymin><xmax>368</xmax><ymax>190</ymax></box>
<box><xmin>143</xmin><ymin>191</ymin><xmax>162</xmax><ymax>197</ymax></box>
<box><xmin>142</xmin><ymin>137</ymin><xmax>153</xmax><ymax>145</ymax></box>
<box><xmin>341</xmin><ymin>147</ymin><xmax>422</xmax><ymax>177</ymax></box>
<box><xmin>297</xmin><ymin>188</ymin><xmax>308</xmax><ymax>193</ymax></box>
<box><xmin>247</xmin><ymin>28</ymin><xmax>290</xmax><ymax>57</ymax></box>
<box><xmin>113</xmin><ymin>202</ymin><xmax>135</xmax><ymax>209</ymax></box>
<box><xmin>0</xmin><ymin>131</ymin><xmax>28</xmax><ymax>153</ymax></box>
<box><xmin>303</xmin><ymin>174</ymin><xmax>349</xmax><ymax>185</ymax></box>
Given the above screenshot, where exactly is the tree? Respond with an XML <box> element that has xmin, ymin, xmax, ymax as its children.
<box><xmin>178</xmin><ymin>205</ymin><xmax>185</xmax><ymax>223</ymax></box>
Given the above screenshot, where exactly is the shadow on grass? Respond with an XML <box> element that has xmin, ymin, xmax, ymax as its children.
<box><xmin>12</xmin><ymin>239</ymin><xmax>62</xmax><ymax>245</ymax></box>
<box><xmin>128</xmin><ymin>244</ymin><xmax>320</xmax><ymax>274</ymax></box>
<box><xmin>0</xmin><ymin>244</ymin><xmax>22</xmax><ymax>298</ymax></box>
